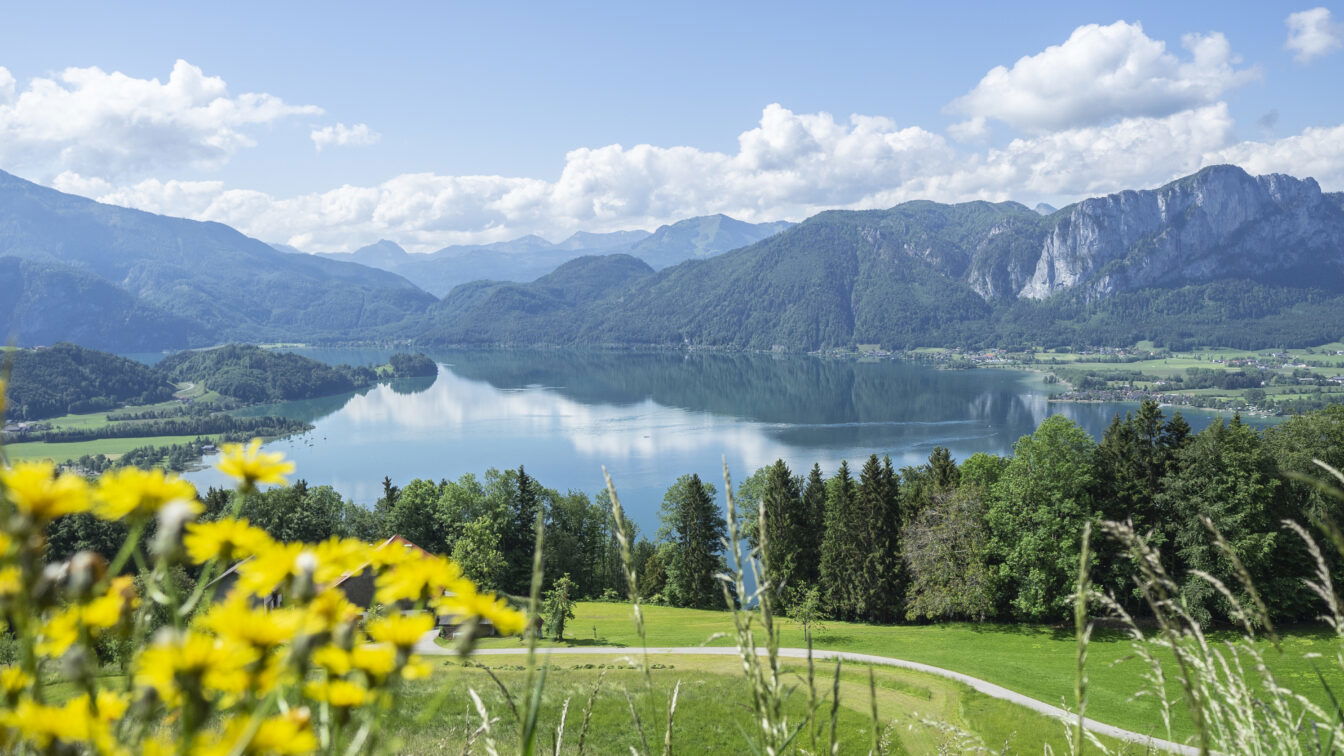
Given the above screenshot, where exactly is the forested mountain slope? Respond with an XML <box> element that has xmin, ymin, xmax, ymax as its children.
<box><xmin>420</xmin><ymin>165</ymin><xmax>1344</xmax><ymax>351</ymax></box>
<box><xmin>0</xmin><ymin>170</ymin><xmax>436</xmax><ymax>349</ymax></box>
<box><xmin>3</xmin><ymin>343</ymin><xmax>173</xmax><ymax>420</ymax></box>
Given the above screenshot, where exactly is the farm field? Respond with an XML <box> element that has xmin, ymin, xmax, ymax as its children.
<box><xmin>5</xmin><ymin>434</ymin><xmax>221</xmax><ymax>462</ymax></box>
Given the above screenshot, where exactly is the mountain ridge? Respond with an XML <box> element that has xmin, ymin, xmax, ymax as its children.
<box><xmin>417</xmin><ymin>165</ymin><xmax>1344</xmax><ymax>351</ymax></box>
<box><xmin>312</xmin><ymin>215</ymin><xmax>793</xmax><ymax>296</ymax></box>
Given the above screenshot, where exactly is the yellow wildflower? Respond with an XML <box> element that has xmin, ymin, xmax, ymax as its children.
<box><xmin>0</xmin><ymin>666</ymin><xmax>31</xmax><ymax>694</ymax></box>
<box><xmin>1</xmin><ymin>460</ymin><xmax>90</xmax><ymax>522</ymax></box>
<box><xmin>236</xmin><ymin>541</ymin><xmax>305</xmax><ymax>597</ymax></box>
<box><xmin>199</xmin><ymin>596</ymin><xmax>301</xmax><ymax>650</ymax></box>
<box><xmin>135</xmin><ymin>630</ymin><xmax>256</xmax><ymax>705</ymax></box>
<box><xmin>311</xmin><ymin>645</ymin><xmax>352</xmax><ymax>676</ymax></box>
<box><xmin>246</xmin><ymin>710</ymin><xmax>320</xmax><ymax>755</ymax></box>
<box><xmin>36</xmin><ymin>577</ymin><xmax>136</xmax><ymax>657</ymax></box>
<box><xmin>303</xmin><ymin>589</ymin><xmax>360</xmax><ymax>634</ymax></box>
<box><xmin>217</xmin><ymin>439</ymin><xmax>294</xmax><ymax>491</ymax></box>
<box><xmin>200</xmin><ymin>710</ymin><xmax>318</xmax><ymax>756</ymax></box>
<box><xmin>434</xmin><ymin>586</ymin><xmax>528</xmax><ymax>636</ymax></box>
<box><xmin>0</xmin><ymin>692</ymin><xmax>122</xmax><ymax>750</ymax></box>
<box><xmin>365</xmin><ymin>612</ymin><xmax>434</xmax><ymax>650</ymax></box>
<box><xmin>304</xmin><ymin>679</ymin><xmax>370</xmax><ymax>708</ymax></box>
<box><xmin>184</xmin><ymin>517</ymin><xmax>273</xmax><ymax>564</ymax></box>
<box><xmin>93</xmin><ymin>467</ymin><xmax>199</xmax><ymax>521</ymax></box>
<box><xmin>401</xmin><ymin>657</ymin><xmax>434</xmax><ymax>680</ymax></box>
<box><xmin>311</xmin><ymin>537</ymin><xmax>373</xmax><ymax>585</ymax></box>
<box><xmin>0</xmin><ymin>566</ymin><xmax>20</xmax><ymax>597</ymax></box>
<box><xmin>350</xmin><ymin>643</ymin><xmax>396</xmax><ymax>680</ymax></box>
<box><xmin>375</xmin><ymin>554</ymin><xmax>463</xmax><ymax>604</ymax></box>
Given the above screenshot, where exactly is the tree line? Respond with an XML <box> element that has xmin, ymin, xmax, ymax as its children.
<box><xmin>40</xmin><ymin>401</ymin><xmax>1344</xmax><ymax>627</ymax></box>
<box><xmin>742</xmin><ymin>401</ymin><xmax>1344</xmax><ymax>625</ymax></box>
<box><xmin>5</xmin><ymin>415</ymin><xmax>311</xmax><ymax>444</ymax></box>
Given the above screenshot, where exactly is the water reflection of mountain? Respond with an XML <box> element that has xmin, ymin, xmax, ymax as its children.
<box><xmin>433</xmin><ymin>349</ymin><xmax>1269</xmax><ymax>448</ymax></box>
<box><xmin>231</xmin><ymin>376</ymin><xmax>436</xmax><ymax>424</ymax></box>
<box><xmin>436</xmin><ymin>350</ymin><xmax>1040</xmax><ymax>425</ymax></box>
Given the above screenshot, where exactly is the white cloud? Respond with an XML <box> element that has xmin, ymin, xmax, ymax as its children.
<box><xmin>948</xmin><ymin>21</ymin><xmax>1257</xmax><ymax>132</ymax></box>
<box><xmin>59</xmin><ymin>101</ymin><xmax>1332</xmax><ymax>254</ymax></box>
<box><xmin>946</xmin><ymin>117</ymin><xmax>989</xmax><ymax>143</ymax></box>
<box><xmin>0</xmin><ymin>67</ymin><xmax>14</xmax><ymax>102</ymax></box>
<box><xmin>1286</xmin><ymin>7</ymin><xmax>1343</xmax><ymax>62</ymax></box>
<box><xmin>1210</xmin><ymin>122</ymin><xmax>1344</xmax><ymax>188</ymax></box>
<box><xmin>0</xmin><ymin>59</ymin><xmax>320</xmax><ymax>180</ymax></box>
<box><xmin>310</xmin><ymin>122</ymin><xmax>381</xmax><ymax>151</ymax></box>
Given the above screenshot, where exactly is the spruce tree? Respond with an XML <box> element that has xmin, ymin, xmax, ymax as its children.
<box><xmin>502</xmin><ymin>465</ymin><xmax>542</xmax><ymax>595</ymax></box>
<box><xmin>853</xmin><ymin>455</ymin><xmax>903</xmax><ymax>623</ymax></box>
<box><xmin>819</xmin><ymin>462</ymin><xmax>860</xmax><ymax>619</ymax></box>
<box><xmin>658</xmin><ymin>474</ymin><xmax>726</xmax><ymax>609</ymax></box>
<box><xmin>928</xmin><ymin>447</ymin><xmax>960</xmax><ymax>490</ymax></box>
<box><xmin>760</xmin><ymin>459</ymin><xmax>806</xmax><ymax>608</ymax></box>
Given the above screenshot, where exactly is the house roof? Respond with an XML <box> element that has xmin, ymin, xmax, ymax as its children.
<box><xmin>327</xmin><ymin>534</ymin><xmax>433</xmax><ymax>587</ymax></box>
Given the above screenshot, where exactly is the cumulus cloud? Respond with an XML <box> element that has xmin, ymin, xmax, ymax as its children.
<box><xmin>58</xmin><ymin>101</ymin><xmax>1330</xmax><ymax>253</ymax></box>
<box><xmin>1210</xmin><ymin>122</ymin><xmax>1344</xmax><ymax>188</ymax></box>
<box><xmin>310</xmin><ymin>122</ymin><xmax>381</xmax><ymax>151</ymax></box>
<box><xmin>0</xmin><ymin>67</ymin><xmax>14</xmax><ymax>102</ymax></box>
<box><xmin>1286</xmin><ymin>7</ymin><xmax>1343</xmax><ymax>62</ymax></box>
<box><xmin>948</xmin><ymin>21</ymin><xmax>1257</xmax><ymax>132</ymax></box>
<box><xmin>0</xmin><ymin>59</ymin><xmax>320</xmax><ymax>180</ymax></box>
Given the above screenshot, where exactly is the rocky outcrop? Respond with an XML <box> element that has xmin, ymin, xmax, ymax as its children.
<box><xmin>1018</xmin><ymin>165</ymin><xmax>1344</xmax><ymax>300</ymax></box>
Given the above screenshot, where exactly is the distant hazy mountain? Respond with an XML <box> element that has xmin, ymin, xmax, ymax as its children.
<box><xmin>315</xmin><ymin>215</ymin><xmax>792</xmax><ymax>296</ymax></box>
<box><xmin>625</xmin><ymin>214</ymin><xmax>795</xmax><ymax>270</ymax></box>
<box><xmin>418</xmin><ymin>166</ymin><xmax>1344</xmax><ymax>351</ymax></box>
<box><xmin>1033</xmin><ymin>203</ymin><xmax>1057</xmax><ymax>215</ymax></box>
<box><xmin>0</xmin><ymin>169</ymin><xmax>435</xmax><ymax>350</ymax></box>
<box><xmin>423</xmin><ymin>254</ymin><xmax>655</xmax><ymax>344</ymax></box>
<box><xmin>555</xmin><ymin>229</ymin><xmax>651</xmax><ymax>251</ymax></box>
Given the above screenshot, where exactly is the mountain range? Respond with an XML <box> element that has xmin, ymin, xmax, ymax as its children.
<box><xmin>0</xmin><ymin>169</ymin><xmax>434</xmax><ymax>351</ymax></box>
<box><xmin>415</xmin><ymin>165</ymin><xmax>1344</xmax><ymax>351</ymax></box>
<box><xmin>309</xmin><ymin>215</ymin><xmax>793</xmax><ymax>296</ymax></box>
<box><xmin>2</xmin><ymin>164</ymin><xmax>1342</xmax><ymax>353</ymax></box>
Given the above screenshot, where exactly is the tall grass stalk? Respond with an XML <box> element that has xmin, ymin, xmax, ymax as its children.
<box><xmin>519</xmin><ymin>509</ymin><xmax>548</xmax><ymax>756</ymax></box>
<box><xmin>717</xmin><ymin>459</ymin><xmax>804</xmax><ymax>754</ymax></box>
<box><xmin>1092</xmin><ymin>498</ymin><xmax>1344</xmax><ymax>755</ymax></box>
<box><xmin>1071</xmin><ymin>522</ymin><xmax>1092</xmax><ymax>756</ymax></box>
<box><xmin>603</xmin><ymin>466</ymin><xmax>672</xmax><ymax>754</ymax></box>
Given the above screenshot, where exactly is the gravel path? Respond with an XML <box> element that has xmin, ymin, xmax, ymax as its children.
<box><xmin>414</xmin><ymin>637</ymin><xmax>1195</xmax><ymax>754</ymax></box>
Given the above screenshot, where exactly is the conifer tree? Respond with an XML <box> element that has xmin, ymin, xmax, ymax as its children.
<box><xmin>502</xmin><ymin>465</ymin><xmax>542</xmax><ymax>594</ymax></box>
<box><xmin>853</xmin><ymin>455</ymin><xmax>903</xmax><ymax>623</ymax></box>
<box><xmin>658</xmin><ymin>474</ymin><xmax>726</xmax><ymax>609</ymax></box>
<box><xmin>819</xmin><ymin>462</ymin><xmax>861</xmax><ymax>619</ymax></box>
<box><xmin>760</xmin><ymin>459</ymin><xmax>806</xmax><ymax>609</ymax></box>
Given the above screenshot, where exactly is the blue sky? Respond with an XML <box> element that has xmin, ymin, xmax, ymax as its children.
<box><xmin>1</xmin><ymin>1</ymin><xmax>1342</xmax><ymax>250</ymax></box>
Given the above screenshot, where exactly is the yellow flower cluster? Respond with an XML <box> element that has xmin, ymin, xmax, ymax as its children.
<box><xmin>0</xmin><ymin>438</ymin><xmax>530</xmax><ymax>755</ymax></box>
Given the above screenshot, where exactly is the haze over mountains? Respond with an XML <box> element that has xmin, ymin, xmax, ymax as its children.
<box><xmin>309</xmin><ymin>215</ymin><xmax>793</xmax><ymax>296</ymax></box>
<box><xmin>3</xmin><ymin>165</ymin><xmax>1343</xmax><ymax>353</ymax></box>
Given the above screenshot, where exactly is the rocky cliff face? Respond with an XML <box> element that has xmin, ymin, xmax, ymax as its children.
<box><xmin>1018</xmin><ymin>165</ymin><xmax>1344</xmax><ymax>299</ymax></box>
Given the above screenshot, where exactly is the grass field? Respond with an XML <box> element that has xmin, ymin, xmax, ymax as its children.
<box><xmin>48</xmin><ymin>656</ymin><xmax>1134</xmax><ymax>753</ymax></box>
<box><xmin>5</xmin><ymin>434</ymin><xmax>221</xmax><ymax>463</ymax></box>
<box><xmin>389</xmin><ymin>654</ymin><xmax>1140</xmax><ymax>753</ymax></box>
<box><xmin>467</xmin><ymin>602</ymin><xmax>1342</xmax><ymax>744</ymax></box>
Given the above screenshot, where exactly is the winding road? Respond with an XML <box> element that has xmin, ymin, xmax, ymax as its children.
<box><xmin>414</xmin><ymin>636</ymin><xmax>1195</xmax><ymax>754</ymax></box>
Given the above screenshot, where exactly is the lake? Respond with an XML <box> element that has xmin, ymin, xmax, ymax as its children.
<box><xmin>180</xmin><ymin>348</ymin><xmax>1275</xmax><ymax>536</ymax></box>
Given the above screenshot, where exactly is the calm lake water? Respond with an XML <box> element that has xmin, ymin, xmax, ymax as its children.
<box><xmin>178</xmin><ymin>349</ymin><xmax>1276</xmax><ymax>535</ymax></box>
